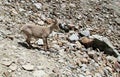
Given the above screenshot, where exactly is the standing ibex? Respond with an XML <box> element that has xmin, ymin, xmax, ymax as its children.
<box><xmin>20</xmin><ymin>18</ymin><xmax>60</xmax><ymax>51</ymax></box>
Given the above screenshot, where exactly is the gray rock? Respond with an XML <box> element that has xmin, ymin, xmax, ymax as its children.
<box><xmin>37</xmin><ymin>20</ymin><xmax>45</xmax><ymax>25</ymax></box>
<box><xmin>34</xmin><ymin>3</ymin><xmax>42</xmax><ymax>9</ymax></box>
<box><xmin>22</xmin><ymin>63</ymin><xmax>34</xmax><ymax>71</ymax></box>
<box><xmin>117</xmin><ymin>56</ymin><xmax>120</xmax><ymax>62</ymax></box>
<box><xmin>69</xmin><ymin>3</ymin><xmax>76</xmax><ymax>8</ymax></box>
<box><xmin>37</xmin><ymin>39</ymin><xmax>44</xmax><ymax>45</ymax></box>
<box><xmin>95</xmin><ymin>73</ymin><xmax>102</xmax><ymax>77</ymax></box>
<box><xmin>9</xmin><ymin>63</ymin><xmax>17</xmax><ymax>71</ymax></box>
<box><xmin>89</xmin><ymin>35</ymin><xmax>120</xmax><ymax>57</ymax></box>
<box><xmin>78</xmin><ymin>74</ymin><xmax>85</xmax><ymax>77</ymax></box>
<box><xmin>88</xmin><ymin>50</ymin><xmax>96</xmax><ymax>58</ymax></box>
<box><xmin>80</xmin><ymin>29</ymin><xmax>90</xmax><ymax>36</ymax></box>
<box><xmin>68</xmin><ymin>33</ymin><xmax>79</xmax><ymax>41</ymax></box>
<box><xmin>1</xmin><ymin>58</ymin><xmax>13</xmax><ymax>66</ymax></box>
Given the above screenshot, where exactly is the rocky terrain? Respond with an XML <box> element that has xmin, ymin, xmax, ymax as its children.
<box><xmin>0</xmin><ymin>0</ymin><xmax>120</xmax><ymax>77</ymax></box>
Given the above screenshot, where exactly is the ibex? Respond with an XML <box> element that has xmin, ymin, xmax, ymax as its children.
<box><xmin>20</xmin><ymin>18</ymin><xmax>60</xmax><ymax>51</ymax></box>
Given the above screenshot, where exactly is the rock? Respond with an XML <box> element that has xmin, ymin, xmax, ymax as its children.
<box><xmin>22</xmin><ymin>63</ymin><xmax>34</xmax><ymax>71</ymax></box>
<box><xmin>67</xmin><ymin>24</ymin><xmax>75</xmax><ymax>30</ymax></box>
<box><xmin>80</xmin><ymin>64</ymin><xmax>88</xmax><ymax>72</ymax></box>
<box><xmin>80</xmin><ymin>37</ymin><xmax>93</xmax><ymax>48</ymax></box>
<box><xmin>89</xmin><ymin>35</ymin><xmax>120</xmax><ymax>57</ymax></box>
<box><xmin>9</xmin><ymin>63</ymin><xmax>17</xmax><ymax>71</ymax></box>
<box><xmin>37</xmin><ymin>20</ymin><xmax>45</xmax><ymax>25</ymax></box>
<box><xmin>68</xmin><ymin>33</ymin><xmax>79</xmax><ymax>42</ymax></box>
<box><xmin>75</xmin><ymin>41</ymin><xmax>82</xmax><ymax>49</ymax></box>
<box><xmin>105</xmin><ymin>66</ymin><xmax>112</xmax><ymax>73</ymax></box>
<box><xmin>59</xmin><ymin>23</ymin><xmax>70</xmax><ymax>32</ymax></box>
<box><xmin>95</xmin><ymin>73</ymin><xmax>102</xmax><ymax>77</ymax></box>
<box><xmin>78</xmin><ymin>74</ymin><xmax>85</xmax><ymax>77</ymax></box>
<box><xmin>1</xmin><ymin>58</ymin><xmax>13</xmax><ymax>66</ymax></box>
<box><xmin>40</xmin><ymin>15</ymin><xmax>46</xmax><ymax>21</ymax></box>
<box><xmin>106</xmin><ymin>56</ymin><xmax>117</xmax><ymax>62</ymax></box>
<box><xmin>114</xmin><ymin>61</ymin><xmax>120</xmax><ymax>72</ymax></box>
<box><xmin>37</xmin><ymin>39</ymin><xmax>44</xmax><ymax>45</ymax></box>
<box><xmin>80</xmin><ymin>58</ymin><xmax>89</xmax><ymax>64</ymax></box>
<box><xmin>34</xmin><ymin>3</ymin><xmax>42</xmax><ymax>9</ymax></box>
<box><xmin>69</xmin><ymin>3</ymin><xmax>76</xmax><ymax>8</ymax></box>
<box><xmin>115</xmin><ymin>18</ymin><xmax>120</xmax><ymax>24</ymax></box>
<box><xmin>33</xmin><ymin>70</ymin><xmax>48</xmax><ymax>77</ymax></box>
<box><xmin>52</xmin><ymin>67</ymin><xmax>59</xmax><ymax>73</ymax></box>
<box><xmin>80</xmin><ymin>29</ymin><xmax>90</xmax><ymax>36</ymax></box>
<box><xmin>51</xmin><ymin>44</ymin><xmax>60</xmax><ymax>50</ymax></box>
<box><xmin>88</xmin><ymin>50</ymin><xmax>96</xmax><ymax>58</ymax></box>
<box><xmin>117</xmin><ymin>56</ymin><xmax>120</xmax><ymax>62</ymax></box>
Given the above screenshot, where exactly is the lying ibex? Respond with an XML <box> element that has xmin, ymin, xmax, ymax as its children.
<box><xmin>20</xmin><ymin>18</ymin><xmax>60</xmax><ymax>51</ymax></box>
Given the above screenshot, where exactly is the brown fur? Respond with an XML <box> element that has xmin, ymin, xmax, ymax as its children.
<box><xmin>20</xmin><ymin>18</ymin><xmax>60</xmax><ymax>51</ymax></box>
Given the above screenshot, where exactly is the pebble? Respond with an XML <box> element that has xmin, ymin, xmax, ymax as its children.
<box><xmin>80</xmin><ymin>29</ymin><xmax>90</xmax><ymax>36</ymax></box>
<box><xmin>34</xmin><ymin>3</ymin><xmax>42</xmax><ymax>9</ymax></box>
<box><xmin>95</xmin><ymin>73</ymin><xmax>102</xmax><ymax>77</ymax></box>
<box><xmin>1</xmin><ymin>58</ymin><xmax>13</xmax><ymax>66</ymax></box>
<box><xmin>22</xmin><ymin>63</ymin><xmax>34</xmax><ymax>71</ymax></box>
<box><xmin>37</xmin><ymin>39</ymin><xmax>44</xmax><ymax>45</ymax></box>
<box><xmin>88</xmin><ymin>50</ymin><xmax>96</xmax><ymax>58</ymax></box>
<box><xmin>9</xmin><ymin>63</ymin><xmax>17</xmax><ymax>71</ymax></box>
<box><xmin>37</xmin><ymin>20</ymin><xmax>45</xmax><ymax>25</ymax></box>
<box><xmin>68</xmin><ymin>33</ymin><xmax>79</xmax><ymax>42</ymax></box>
<box><xmin>79</xmin><ymin>74</ymin><xmax>85</xmax><ymax>77</ymax></box>
<box><xmin>80</xmin><ymin>58</ymin><xmax>89</xmax><ymax>64</ymax></box>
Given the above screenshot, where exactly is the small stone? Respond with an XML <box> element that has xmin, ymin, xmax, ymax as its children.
<box><xmin>9</xmin><ymin>63</ymin><xmax>17</xmax><ymax>71</ymax></box>
<box><xmin>95</xmin><ymin>73</ymin><xmax>102</xmax><ymax>77</ymax></box>
<box><xmin>75</xmin><ymin>41</ymin><xmax>82</xmax><ymax>49</ymax></box>
<box><xmin>78</xmin><ymin>74</ymin><xmax>85</xmax><ymax>77</ymax></box>
<box><xmin>106</xmin><ymin>56</ymin><xmax>117</xmax><ymax>62</ymax></box>
<box><xmin>40</xmin><ymin>15</ymin><xmax>46</xmax><ymax>21</ymax></box>
<box><xmin>80</xmin><ymin>64</ymin><xmax>88</xmax><ymax>72</ymax></box>
<box><xmin>68</xmin><ymin>33</ymin><xmax>79</xmax><ymax>42</ymax></box>
<box><xmin>75</xmin><ymin>58</ymin><xmax>82</xmax><ymax>66</ymax></box>
<box><xmin>105</xmin><ymin>66</ymin><xmax>112</xmax><ymax>73</ymax></box>
<box><xmin>11</xmin><ymin>8</ymin><xmax>18</xmax><ymax>15</ymax></box>
<box><xmin>67</xmin><ymin>24</ymin><xmax>75</xmax><ymax>30</ymax></box>
<box><xmin>22</xmin><ymin>63</ymin><xmax>34</xmax><ymax>71</ymax></box>
<box><xmin>52</xmin><ymin>68</ymin><xmax>59</xmax><ymax>73</ymax></box>
<box><xmin>37</xmin><ymin>20</ymin><xmax>45</xmax><ymax>25</ymax></box>
<box><xmin>80</xmin><ymin>29</ymin><xmax>90</xmax><ymax>36</ymax></box>
<box><xmin>88</xmin><ymin>50</ymin><xmax>96</xmax><ymax>58</ymax></box>
<box><xmin>1</xmin><ymin>58</ymin><xmax>13</xmax><ymax>66</ymax></box>
<box><xmin>34</xmin><ymin>3</ymin><xmax>42</xmax><ymax>9</ymax></box>
<box><xmin>80</xmin><ymin>58</ymin><xmax>89</xmax><ymax>63</ymax></box>
<box><xmin>117</xmin><ymin>56</ymin><xmax>120</xmax><ymax>62</ymax></box>
<box><xmin>37</xmin><ymin>39</ymin><xmax>44</xmax><ymax>45</ymax></box>
<box><xmin>33</xmin><ymin>70</ymin><xmax>47</xmax><ymax>77</ymax></box>
<box><xmin>52</xmin><ymin>44</ymin><xmax>60</xmax><ymax>50</ymax></box>
<box><xmin>69</xmin><ymin>3</ymin><xmax>76</xmax><ymax>8</ymax></box>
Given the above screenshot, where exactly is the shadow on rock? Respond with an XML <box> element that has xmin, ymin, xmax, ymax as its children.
<box><xmin>18</xmin><ymin>42</ymin><xmax>41</xmax><ymax>50</ymax></box>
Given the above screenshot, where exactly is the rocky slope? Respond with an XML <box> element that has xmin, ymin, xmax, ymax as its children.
<box><xmin>0</xmin><ymin>0</ymin><xmax>120</xmax><ymax>77</ymax></box>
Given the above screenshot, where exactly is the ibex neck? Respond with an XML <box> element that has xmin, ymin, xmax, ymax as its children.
<box><xmin>49</xmin><ymin>22</ymin><xmax>57</xmax><ymax>32</ymax></box>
